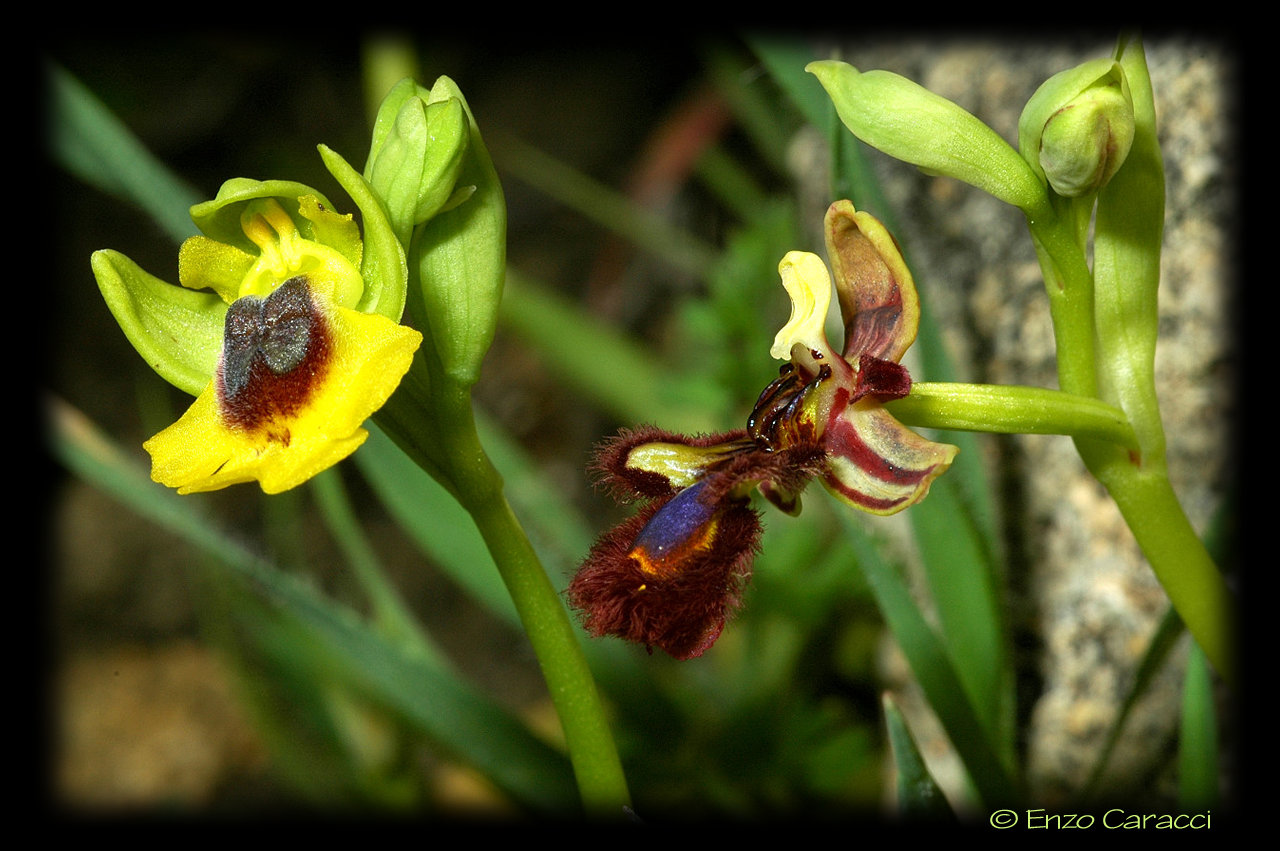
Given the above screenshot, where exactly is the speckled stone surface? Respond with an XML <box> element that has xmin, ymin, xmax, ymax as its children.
<box><xmin>801</xmin><ymin>37</ymin><xmax>1235</xmax><ymax>806</ymax></box>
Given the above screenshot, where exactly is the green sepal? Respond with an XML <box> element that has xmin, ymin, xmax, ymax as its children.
<box><xmin>807</xmin><ymin>60</ymin><xmax>1045</xmax><ymax>213</ymax></box>
<box><xmin>412</xmin><ymin>76</ymin><xmax>506</xmax><ymax>387</ymax></box>
<box><xmin>1018</xmin><ymin>57</ymin><xmax>1134</xmax><ymax>198</ymax></box>
<box><xmin>91</xmin><ymin>248</ymin><xmax>224</xmax><ymax>396</ymax></box>
<box><xmin>319</xmin><ymin>145</ymin><xmax>409</xmax><ymax>323</ymax></box>
<box><xmin>366</xmin><ymin>78</ymin><xmax>469</xmax><ymax>245</ymax></box>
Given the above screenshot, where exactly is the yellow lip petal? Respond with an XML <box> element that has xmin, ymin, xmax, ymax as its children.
<box><xmin>144</xmin><ymin>301</ymin><xmax>421</xmax><ymax>495</ymax></box>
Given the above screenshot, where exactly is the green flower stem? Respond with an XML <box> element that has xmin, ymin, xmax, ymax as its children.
<box><xmin>1090</xmin><ymin>457</ymin><xmax>1234</xmax><ymax>684</ymax></box>
<box><xmin>430</xmin><ymin>379</ymin><xmax>632</xmax><ymax>817</ymax></box>
<box><xmin>893</xmin><ymin>380</ymin><xmax>1232</xmax><ymax>682</ymax></box>
<box><xmin>1015</xmin><ymin>39</ymin><xmax>1231</xmax><ymax>683</ymax></box>
<box><xmin>887</xmin><ymin>382</ymin><xmax>1137</xmax><ymax>449</ymax></box>
<box><xmin>1024</xmin><ymin>199</ymin><xmax>1101</xmax><ymax>402</ymax></box>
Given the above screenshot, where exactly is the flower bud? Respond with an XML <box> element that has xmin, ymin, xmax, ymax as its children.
<box><xmin>807</xmin><ymin>60</ymin><xmax>1045</xmax><ymax>213</ymax></box>
<box><xmin>365</xmin><ymin>77</ymin><xmax>469</xmax><ymax>244</ymax></box>
<box><xmin>1019</xmin><ymin>59</ymin><xmax>1135</xmax><ymax>198</ymax></box>
<box><xmin>411</xmin><ymin>76</ymin><xmax>506</xmax><ymax>387</ymax></box>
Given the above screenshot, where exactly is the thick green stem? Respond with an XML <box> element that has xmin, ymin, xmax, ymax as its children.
<box><xmin>890</xmin><ymin>380</ymin><xmax>1233</xmax><ymax>683</ymax></box>
<box><xmin>433</xmin><ymin>382</ymin><xmax>632</xmax><ymax>817</ymax></box>
<box><xmin>1015</xmin><ymin>40</ymin><xmax>1233</xmax><ymax>683</ymax></box>
<box><xmin>1089</xmin><ymin>457</ymin><xmax>1234</xmax><ymax>683</ymax></box>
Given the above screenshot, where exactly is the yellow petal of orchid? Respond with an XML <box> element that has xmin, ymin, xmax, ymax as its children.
<box><xmin>144</xmin><ymin>297</ymin><xmax>421</xmax><ymax>494</ymax></box>
<box><xmin>178</xmin><ymin>236</ymin><xmax>256</xmax><ymax>303</ymax></box>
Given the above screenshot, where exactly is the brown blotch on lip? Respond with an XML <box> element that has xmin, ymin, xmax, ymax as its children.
<box><xmin>216</xmin><ymin>277</ymin><xmax>333</xmax><ymax>439</ymax></box>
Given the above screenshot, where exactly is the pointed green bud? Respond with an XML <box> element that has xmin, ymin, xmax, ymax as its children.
<box><xmin>1019</xmin><ymin>58</ymin><xmax>1135</xmax><ymax>198</ymax></box>
<box><xmin>807</xmin><ymin>60</ymin><xmax>1045</xmax><ymax>213</ymax></box>
<box><xmin>411</xmin><ymin>76</ymin><xmax>506</xmax><ymax>388</ymax></box>
<box><xmin>365</xmin><ymin>77</ymin><xmax>469</xmax><ymax>245</ymax></box>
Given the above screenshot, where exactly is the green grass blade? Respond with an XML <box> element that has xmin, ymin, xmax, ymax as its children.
<box><xmin>883</xmin><ymin>694</ymin><xmax>955</xmax><ymax>820</ymax></box>
<box><xmin>1178</xmin><ymin>641</ymin><xmax>1218</xmax><ymax>810</ymax></box>
<box><xmin>48</xmin><ymin>395</ymin><xmax>578</xmax><ymax>813</ymax></box>
<box><xmin>843</xmin><ymin>514</ymin><xmax>1018</xmax><ymax>807</ymax></box>
<box><xmin>354</xmin><ymin>423</ymin><xmax>520</xmax><ymax>626</ymax></box>
<box><xmin>308</xmin><ymin>469</ymin><xmax>447</xmax><ymax>667</ymax></box>
<box><xmin>490</xmin><ymin>132</ymin><xmax>719</xmax><ymax>280</ymax></box>
<box><xmin>46</xmin><ymin>62</ymin><xmax>202</xmax><ymax>242</ymax></box>
<box><xmin>906</xmin><ymin>480</ymin><xmax>1014</xmax><ymax>768</ymax></box>
<box><xmin>355</xmin><ymin>413</ymin><xmax>605</xmax><ymax>623</ymax></box>
<box><xmin>475</xmin><ymin>413</ymin><xmax>595</xmax><ymax>578</ymax></box>
<box><xmin>499</xmin><ymin>269</ymin><xmax>726</xmax><ymax>434</ymax></box>
<box><xmin>1084</xmin><ymin>605</ymin><xmax>1184</xmax><ymax>798</ymax></box>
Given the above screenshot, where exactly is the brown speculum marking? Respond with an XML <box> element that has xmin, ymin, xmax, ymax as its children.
<box><xmin>217</xmin><ymin>276</ymin><xmax>332</xmax><ymax>439</ymax></box>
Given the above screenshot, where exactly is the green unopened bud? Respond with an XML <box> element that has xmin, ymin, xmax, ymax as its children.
<box><xmin>807</xmin><ymin>59</ymin><xmax>1045</xmax><ymax>213</ymax></box>
<box><xmin>1019</xmin><ymin>59</ymin><xmax>1135</xmax><ymax>198</ymax></box>
<box><xmin>365</xmin><ymin>77</ymin><xmax>470</xmax><ymax>245</ymax></box>
<box><xmin>410</xmin><ymin>76</ymin><xmax>507</xmax><ymax>388</ymax></box>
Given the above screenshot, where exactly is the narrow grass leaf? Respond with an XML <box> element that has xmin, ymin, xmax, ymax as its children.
<box><xmin>46</xmin><ymin>62</ymin><xmax>202</xmax><ymax>243</ymax></box>
<box><xmin>309</xmin><ymin>469</ymin><xmax>448</xmax><ymax>667</ymax></box>
<box><xmin>354</xmin><ymin>423</ymin><xmax>520</xmax><ymax>625</ymax></box>
<box><xmin>499</xmin><ymin>269</ymin><xmax>725</xmax><ymax>434</ymax></box>
<box><xmin>883</xmin><ymin>694</ymin><xmax>955</xmax><ymax>820</ymax></box>
<box><xmin>843</xmin><ymin>514</ymin><xmax>1018</xmax><ymax>807</ymax></box>
<box><xmin>1084</xmin><ymin>605</ymin><xmax>1184</xmax><ymax>797</ymax></box>
<box><xmin>1178</xmin><ymin>641</ymin><xmax>1219</xmax><ymax>810</ymax></box>
<box><xmin>48</xmin><ymin>396</ymin><xmax>577</xmax><ymax>812</ymax></box>
<box><xmin>490</xmin><ymin>132</ymin><xmax>719</xmax><ymax>280</ymax></box>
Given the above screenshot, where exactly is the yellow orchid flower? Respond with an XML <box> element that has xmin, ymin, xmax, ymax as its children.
<box><xmin>93</xmin><ymin>178</ymin><xmax>422</xmax><ymax>495</ymax></box>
